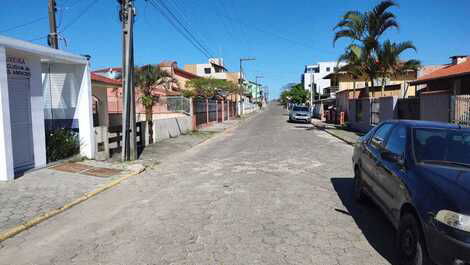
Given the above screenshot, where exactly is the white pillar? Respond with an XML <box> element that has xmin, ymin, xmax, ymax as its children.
<box><xmin>77</xmin><ymin>63</ymin><xmax>95</xmax><ymax>159</ymax></box>
<box><xmin>0</xmin><ymin>46</ymin><xmax>14</xmax><ymax>181</ymax></box>
<box><xmin>29</xmin><ymin>56</ymin><xmax>47</xmax><ymax>168</ymax></box>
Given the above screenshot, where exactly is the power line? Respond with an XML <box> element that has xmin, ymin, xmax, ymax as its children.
<box><xmin>60</xmin><ymin>0</ymin><xmax>100</xmax><ymax>32</ymax></box>
<box><xmin>0</xmin><ymin>16</ymin><xmax>48</xmax><ymax>34</ymax></box>
<box><xmin>148</xmin><ymin>0</ymin><xmax>212</xmax><ymax>58</ymax></box>
<box><xmin>147</xmin><ymin>0</ymin><xmax>215</xmax><ymax>59</ymax></box>
<box><xmin>224</xmin><ymin>15</ymin><xmax>314</xmax><ymax>50</ymax></box>
<box><xmin>168</xmin><ymin>0</ymin><xmax>215</xmax><ymax>56</ymax></box>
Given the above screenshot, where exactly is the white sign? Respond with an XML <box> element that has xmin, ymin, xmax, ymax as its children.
<box><xmin>6</xmin><ymin>57</ymin><xmax>31</xmax><ymax>78</ymax></box>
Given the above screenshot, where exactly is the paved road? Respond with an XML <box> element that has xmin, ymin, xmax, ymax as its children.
<box><xmin>0</xmin><ymin>105</ymin><xmax>397</xmax><ymax>265</ymax></box>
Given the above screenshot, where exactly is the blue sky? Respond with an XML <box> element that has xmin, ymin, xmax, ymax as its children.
<box><xmin>2</xmin><ymin>0</ymin><xmax>470</xmax><ymax>99</ymax></box>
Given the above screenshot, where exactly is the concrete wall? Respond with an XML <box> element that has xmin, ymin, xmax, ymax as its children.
<box><xmin>379</xmin><ymin>96</ymin><xmax>398</xmax><ymax>121</ymax></box>
<box><xmin>92</xmin><ymin>85</ymin><xmax>109</xmax><ymax>127</ymax></box>
<box><xmin>153</xmin><ymin>115</ymin><xmax>192</xmax><ymax>142</ymax></box>
<box><xmin>420</xmin><ymin>91</ymin><xmax>450</xmax><ymax>122</ymax></box>
<box><xmin>348</xmin><ymin>99</ymin><xmax>373</xmax><ymax>133</ymax></box>
<box><xmin>109</xmin><ymin>112</ymin><xmax>187</xmax><ymax>127</ymax></box>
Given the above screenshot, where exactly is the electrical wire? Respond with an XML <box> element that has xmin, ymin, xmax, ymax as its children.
<box><xmin>60</xmin><ymin>0</ymin><xmax>100</xmax><ymax>32</ymax></box>
<box><xmin>0</xmin><ymin>16</ymin><xmax>48</xmax><ymax>34</ymax></box>
<box><xmin>147</xmin><ymin>0</ymin><xmax>215</xmax><ymax>59</ymax></box>
<box><xmin>168</xmin><ymin>0</ymin><xmax>214</xmax><ymax>56</ymax></box>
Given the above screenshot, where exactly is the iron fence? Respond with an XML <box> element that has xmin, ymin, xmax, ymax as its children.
<box><xmin>165</xmin><ymin>96</ymin><xmax>191</xmax><ymax>114</ymax></box>
<box><xmin>451</xmin><ymin>95</ymin><xmax>470</xmax><ymax>127</ymax></box>
<box><xmin>193</xmin><ymin>99</ymin><xmax>207</xmax><ymax>126</ymax></box>
<box><xmin>208</xmin><ymin>100</ymin><xmax>217</xmax><ymax>122</ymax></box>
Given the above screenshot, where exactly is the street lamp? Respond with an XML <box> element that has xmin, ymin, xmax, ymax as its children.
<box><xmin>239</xmin><ymin>57</ymin><xmax>256</xmax><ymax>115</ymax></box>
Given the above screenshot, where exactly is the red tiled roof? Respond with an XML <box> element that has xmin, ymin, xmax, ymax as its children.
<box><xmin>91</xmin><ymin>73</ymin><xmax>121</xmax><ymax>86</ymax></box>
<box><xmin>93</xmin><ymin>67</ymin><xmax>122</xmax><ymax>73</ymax></box>
<box><xmin>411</xmin><ymin>57</ymin><xmax>470</xmax><ymax>84</ymax></box>
<box><xmin>174</xmin><ymin>67</ymin><xmax>200</xmax><ymax>79</ymax></box>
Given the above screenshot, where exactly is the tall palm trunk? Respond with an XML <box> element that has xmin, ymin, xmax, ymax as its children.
<box><xmin>145</xmin><ymin>106</ymin><xmax>154</xmax><ymax>144</ymax></box>
<box><xmin>381</xmin><ymin>78</ymin><xmax>386</xmax><ymax>97</ymax></box>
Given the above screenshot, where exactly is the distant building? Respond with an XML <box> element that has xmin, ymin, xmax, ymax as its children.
<box><xmin>184</xmin><ymin>58</ymin><xmax>241</xmax><ymax>84</ymax></box>
<box><xmin>302</xmin><ymin>61</ymin><xmax>345</xmax><ymax>97</ymax></box>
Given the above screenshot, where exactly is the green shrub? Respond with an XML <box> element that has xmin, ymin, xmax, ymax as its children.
<box><xmin>46</xmin><ymin>129</ymin><xmax>80</xmax><ymax>162</ymax></box>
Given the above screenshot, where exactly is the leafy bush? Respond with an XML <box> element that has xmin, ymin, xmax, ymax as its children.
<box><xmin>46</xmin><ymin>129</ymin><xmax>80</xmax><ymax>162</ymax></box>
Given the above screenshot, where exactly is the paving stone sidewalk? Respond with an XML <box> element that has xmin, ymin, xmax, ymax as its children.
<box><xmin>0</xmin><ymin>162</ymin><xmax>128</xmax><ymax>233</ymax></box>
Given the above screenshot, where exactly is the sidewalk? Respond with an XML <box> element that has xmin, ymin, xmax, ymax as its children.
<box><xmin>0</xmin><ymin>114</ymin><xmax>251</xmax><ymax>241</ymax></box>
<box><xmin>0</xmin><ymin>161</ymin><xmax>136</xmax><ymax>235</ymax></box>
<box><xmin>311</xmin><ymin>119</ymin><xmax>363</xmax><ymax>145</ymax></box>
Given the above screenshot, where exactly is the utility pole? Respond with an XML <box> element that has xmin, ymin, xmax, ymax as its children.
<box><xmin>119</xmin><ymin>0</ymin><xmax>137</xmax><ymax>161</ymax></box>
<box><xmin>310</xmin><ymin>78</ymin><xmax>314</xmax><ymax>115</ymax></box>
<box><xmin>255</xmin><ymin>75</ymin><xmax>264</xmax><ymax>103</ymax></box>
<box><xmin>239</xmin><ymin>57</ymin><xmax>256</xmax><ymax>115</ymax></box>
<box><xmin>47</xmin><ymin>0</ymin><xmax>59</xmax><ymax>49</ymax></box>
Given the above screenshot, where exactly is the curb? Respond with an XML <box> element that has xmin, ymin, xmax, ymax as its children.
<box><xmin>0</xmin><ymin>166</ymin><xmax>145</xmax><ymax>242</ymax></box>
<box><xmin>312</xmin><ymin>123</ymin><xmax>355</xmax><ymax>146</ymax></box>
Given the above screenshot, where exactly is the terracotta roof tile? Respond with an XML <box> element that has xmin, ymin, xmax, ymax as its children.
<box><xmin>91</xmin><ymin>73</ymin><xmax>121</xmax><ymax>86</ymax></box>
<box><xmin>411</xmin><ymin>57</ymin><xmax>470</xmax><ymax>84</ymax></box>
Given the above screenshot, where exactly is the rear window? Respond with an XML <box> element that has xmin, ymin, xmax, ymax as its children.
<box><xmin>293</xmin><ymin>106</ymin><xmax>309</xmax><ymax>112</ymax></box>
<box><xmin>413</xmin><ymin>128</ymin><xmax>470</xmax><ymax>166</ymax></box>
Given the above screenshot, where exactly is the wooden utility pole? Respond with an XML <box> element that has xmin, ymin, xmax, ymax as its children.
<box><xmin>119</xmin><ymin>0</ymin><xmax>137</xmax><ymax>161</ymax></box>
<box><xmin>48</xmin><ymin>0</ymin><xmax>59</xmax><ymax>49</ymax></box>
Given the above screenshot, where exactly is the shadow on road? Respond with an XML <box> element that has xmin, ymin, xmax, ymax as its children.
<box><xmin>331</xmin><ymin>177</ymin><xmax>399</xmax><ymax>265</ymax></box>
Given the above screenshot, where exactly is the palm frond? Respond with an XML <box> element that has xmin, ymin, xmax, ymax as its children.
<box><xmin>372</xmin><ymin>1</ymin><xmax>398</xmax><ymax>17</ymax></box>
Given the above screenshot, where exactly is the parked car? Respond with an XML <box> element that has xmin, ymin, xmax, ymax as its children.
<box><xmin>352</xmin><ymin>120</ymin><xmax>470</xmax><ymax>265</ymax></box>
<box><xmin>288</xmin><ymin>106</ymin><xmax>311</xmax><ymax>123</ymax></box>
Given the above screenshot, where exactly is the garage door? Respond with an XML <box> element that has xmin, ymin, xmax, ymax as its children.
<box><xmin>8</xmin><ymin>78</ymin><xmax>34</xmax><ymax>171</ymax></box>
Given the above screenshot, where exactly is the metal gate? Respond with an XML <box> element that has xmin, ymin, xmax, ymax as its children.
<box><xmin>397</xmin><ymin>98</ymin><xmax>420</xmax><ymax>120</ymax></box>
<box><xmin>208</xmin><ymin>100</ymin><xmax>217</xmax><ymax>122</ymax></box>
<box><xmin>370</xmin><ymin>98</ymin><xmax>380</xmax><ymax>125</ymax></box>
<box><xmin>193</xmin><ymin>99</ymin><xmax>207</xmax><ymax>126</ymax></box>
<box><xmin>451</xmin><ymin>95</ymin><xmax>470</xmax><ymax>127</ymax></box>
<box><xmin>217</xmin><ymin>100</ymin><xmax>223</xmax><ymax>122</ymax></box>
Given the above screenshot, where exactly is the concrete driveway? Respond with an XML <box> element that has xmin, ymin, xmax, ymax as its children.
<box><xmin>0</xmin><ymin>104</ymin><xmax>396</xmax><ymax>265</ymax></box>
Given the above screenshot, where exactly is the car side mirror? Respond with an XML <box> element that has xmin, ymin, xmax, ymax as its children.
<box><xmin>381</xmin><ymin>150</ymin><xmax>405</xmax><ymax>167</ymax></box>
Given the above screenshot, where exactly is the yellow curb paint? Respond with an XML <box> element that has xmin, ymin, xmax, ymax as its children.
<box><xmin>0</xmin><ymin>168</ymin><xmax>144</xmax><ymax>242</ymax></box>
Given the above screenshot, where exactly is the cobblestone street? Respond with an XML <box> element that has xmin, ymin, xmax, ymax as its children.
<box><xmin>0</xmin><ymin>105</ymin><xmax>397</xmax><ymax>265</ymax></box>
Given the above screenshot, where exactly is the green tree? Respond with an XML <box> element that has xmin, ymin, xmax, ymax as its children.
<box><xmin>279</xmin><ymin>83</ymin><xmax>310</xmax><ymax>105</ymax></box>
<box><xmin>185</xmin><ymin>78</ymin><xmax>239</xmax><ymax>98</ymax></box>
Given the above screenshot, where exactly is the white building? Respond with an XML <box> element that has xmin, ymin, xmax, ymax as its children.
<box><xmin>302</xmin><ymin>61</ymin><xmax>345</xmax><ymax>97</ymax></box>
<box><xmin>184</xmin><ymin>58</ymin><xmax>241</xmax><ymax>84</ymax></box>
<box><xmin>0</xmin><ymin>35</ymin><xmax>95</xmax><ymax>181</ymax></box>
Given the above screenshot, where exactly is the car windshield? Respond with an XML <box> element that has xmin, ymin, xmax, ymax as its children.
<box><xmin>413</xmin><ymin>128</ymin><xmax>470</xmax><ymax>167</ymax></box>
<box><xmin>293</xmin><ymin>107</ymin><xmax>309</xmax><ymax>112</ymax></box>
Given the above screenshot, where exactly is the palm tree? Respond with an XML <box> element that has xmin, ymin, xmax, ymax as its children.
<box><xmin>376</xmin><ymin>40</ymin><xmax>421</xmax><ymax>97</ymax></box>
<box><xmin>337</xmin><ymin>45</ymin><xmax>366</xmax><ymax>99</ymax></box>
<box><xmin>334</xmin><ymin>0</ymin><xmax>399</xmax><ymax>96</ymax></box>
<box><xmin>134</xmin><ymin>65</ymin><xmax>176</xmax><ymax>143</ymax></box>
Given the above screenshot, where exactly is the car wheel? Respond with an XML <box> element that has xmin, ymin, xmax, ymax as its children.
<box><xmin>397</xmin><ymin>213</ymin><xmax>427</xmax><ymax>265</ymax></box>
<box><xmin>354</xmin><ymin>167</ymin><xmax>366</xmax><ymax>203</ymax></box>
